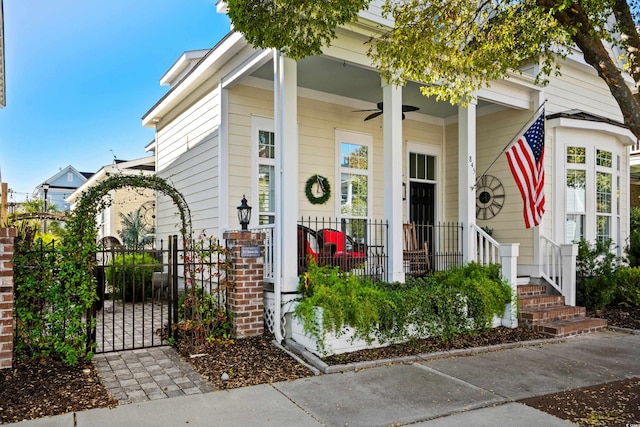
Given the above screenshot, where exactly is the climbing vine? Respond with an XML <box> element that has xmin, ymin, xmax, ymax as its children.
<box><xmin>13</xmin><ymin>173</ymin><xmax>193</xmax><ymax>364</ymax></box>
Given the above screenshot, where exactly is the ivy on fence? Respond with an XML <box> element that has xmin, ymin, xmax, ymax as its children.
<box><xmin>13</xmin><ymin>174</ymin><xmax>199</xmax><ymax>365</ymax></box>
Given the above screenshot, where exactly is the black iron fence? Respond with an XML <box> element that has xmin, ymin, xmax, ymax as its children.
<box><xmin>414</xmin><ymin>222</ymin><xmax>464</xmax><ymax>273</ymax></box>
<box><xmin>93</xmin><ymin>235</ymin><xmax>228</xmax><ymax>353</ymax></box>
<box><xmin>298</xmin><ymin>217</ymin><xmax>389</xmax><ymax>281</ymax></box>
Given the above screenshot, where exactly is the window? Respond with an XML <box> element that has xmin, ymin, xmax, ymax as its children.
<box><xmin>566</xmin><ymin>169</ymin><xmax>586</xmax><ymax>242</ymax></box>
<box><xmin>567</xmin><ymin>147</ymin><xmax>586</xmax><ymax>164</ymax></box>
<box><xmin>409</xmin><ymin>153</ymin><xmax>436</xmax><ymax>181</ymax></box>
<box><xmin>258</xmin><ymin>130</ymin><xmax>275</xmax><ymax>225</ymax></box>
<box><xmin>564</xmin><ymin>146</ymin><xmax>620</xmax><ymax>245</ymax></box>
<box><xmin>336</xmin><ymin>130</ymin><xmax>372</xmax><ymax>242</ymax></box>
<box><xmin>596</xmin><ymin>171</ymin><xmax>612</xmax><ymax>242</ymax></box>
<box><xmin>252</xmin><ymin>117</ymin><xmax>276</xmax><ymax>226</ymax></box>
<box><xmin>596</xmin><ymin>149</ymin><xmax>612</xmax><ymax>167</ymax></box>
<box><xmin>67</xmin><ymin>172</ymin><xmax>73</xmax><ymax>182</ymax></box>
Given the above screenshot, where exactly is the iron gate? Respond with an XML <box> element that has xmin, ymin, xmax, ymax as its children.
<box><xmin>91</xmin><ymin>236</ymin><xmax>180</xmax><ymax>354</ymax></box>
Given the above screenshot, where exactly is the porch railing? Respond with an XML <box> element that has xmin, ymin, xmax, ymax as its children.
<box><xmin>540</xmin><ymin>234</ymin><xmax>577</xmax><ymax>306</ymax></box>
<box><xmin>253</xmin><ymin>224</ymin><xmax>275</xmax><ymax>283</ymax></box>
<box><xmin>414</xmin><ymin>222</ymin><xmax>464</xmax><ymax>272</ymax></box>
<box><xmin>298</xmin><ymin>217</ymin><xmax>389</xmax><ymax>281</ymax></box>
<box><xmin>471</xmin><ymin>224</ymin><xmax>500</xmax><ymax>265</ymax></box>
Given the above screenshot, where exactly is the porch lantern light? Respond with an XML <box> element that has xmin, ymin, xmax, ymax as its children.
<box><xmin>42</xmin><ymin>182</ymin><xmax>50</xmax><ymax>234</ymax></box>
<box><xmin>237</xmin><ymin>195</ymin><xmax>252</xmax><ymax>230</ymax></box>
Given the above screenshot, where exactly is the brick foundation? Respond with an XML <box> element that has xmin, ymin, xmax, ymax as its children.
<box><xmin>223</xmin><ymin>230</ymin><xmax>265</xmax><ymax>338</ymax></box>
<box><xmin>0</xmin><ymin>228</ymin><xmax>16</xmax><ymax>369</ymax></box>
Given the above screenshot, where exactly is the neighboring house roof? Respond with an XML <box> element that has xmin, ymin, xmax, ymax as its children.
<box><xmin>631</xmin><ymin>140</ymin><xmax>640</xmax><ymax>182</ymax></box>
<box><xmin>32</xmin><ymin>165</ymin><xmax>92</xmax><ymax>198</ymax></box>
<box><xmin>66</xmin><ymin>156</ymin><xmax>156</xmax><ymax>205</ymax></box>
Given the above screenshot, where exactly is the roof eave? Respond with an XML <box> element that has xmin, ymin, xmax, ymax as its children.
<box><xmin>142</xmin><ymin>31</ymin><xmax>246</xmax><ymax>127</ymax></box>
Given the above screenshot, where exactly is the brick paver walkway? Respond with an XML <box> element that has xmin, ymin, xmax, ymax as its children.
<box><xmin>94</xmin><ymin>346</ymin><xmax>215</xmax><ymax>404</ymax></box>
<box><xmin>93</xmin><ymin>300</ymin><xmax>215</xmax><ymax>404</ymax></box>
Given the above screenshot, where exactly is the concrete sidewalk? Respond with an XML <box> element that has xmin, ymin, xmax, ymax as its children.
<box><xmin>7</xmin><ymin>330</ymin><xmax>640</xmax><ymax>427</ymax></box>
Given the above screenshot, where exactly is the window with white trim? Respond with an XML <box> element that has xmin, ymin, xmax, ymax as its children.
<box><xmin>258</xmin><ymin>130</ymin><xmax>275</xmax><ymax>225</ymax></box>
<box><xmin>336</xmin><ymin>130</ymin><xmax>372</xmax><ymax>241</ymax></box>
<box><xmin>566</xmin><ymin>147</ymin><xmax>586</xmax><ymax>243</ymax></box>
<box><xmin>565</xmin><ymin>145</ymin><xmax>620</xmax><ymax>245</ymax></box>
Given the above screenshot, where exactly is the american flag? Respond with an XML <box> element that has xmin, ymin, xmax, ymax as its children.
<box><xmin>505</xmin><ymin>109</ymin><xmax>545</xmax><ymax>228</ymax></box>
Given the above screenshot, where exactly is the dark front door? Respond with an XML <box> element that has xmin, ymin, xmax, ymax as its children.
<box><xmin>409</xmin><ymin>181</ymin><xmax>435</xmax><ymax>264</ymax></box>
<box><xmin>410</xmin><ymin>181</ymin><xmax>435</xmax><ymax>227</ymax></box>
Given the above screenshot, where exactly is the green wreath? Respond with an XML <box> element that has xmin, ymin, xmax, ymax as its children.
<box><xmin>305</xmin><ymin>175</ymin><xmax>331</xmax><ymax>205</ymax></box>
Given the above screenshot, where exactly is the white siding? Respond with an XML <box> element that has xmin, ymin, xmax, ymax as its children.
<box><xmin>476</xmin><ymin>108</ymin><xmax>543</xmax><ymax>265</ymax></box>
<box><xmin>155</xmin><ymin>81</ymin><xmax>221</xmax><ymax>239</ymax></box>
<box><xmin>227</xmin><ymin>83</ymin><xmax>450</xmax><ymax>226</ymax></box>
<box><xmin>545</xmin><ymin>61</ymin><xmax>623</xmax><ymax>122</ymax></box>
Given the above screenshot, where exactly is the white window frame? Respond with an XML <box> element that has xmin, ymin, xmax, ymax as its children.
<box><xmin>560</xmin><ymin>142</ymin><xmax>621</xmax><ymax>246</ymax></box>
<box><xmin>251</xmin><ymin>116</ymin><xmax>276</xmax><ymax>225</ymax></box>
<box><xmin>406</xmin><ymin>141</ymin><xmax>442</xmax><ymax>224</ymax></box>
<box><xmin>334</xmin><ymin>129</ymin><xmax>373</xmax><ymax>221</ymax></box>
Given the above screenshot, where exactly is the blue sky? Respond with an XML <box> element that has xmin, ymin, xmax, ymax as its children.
<box><xmin>0</xmin><ymin>1</ymin><xmax>230</xmax><ymax>201</ymax></box>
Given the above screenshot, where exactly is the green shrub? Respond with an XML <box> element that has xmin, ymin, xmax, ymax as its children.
<box><xmin>613</xmin><ymin>266</ymin><xmax>640</xmax><ymax>308</ymax></box>
<box><xmin>625</xmin><ymin>207</ymin><xmax>640</xmax><ymax>267</ymax></box>
<box><xmin>576</xmin><ymin>239</ymin><xmax>619</xmax><ymax>311</ymax></box>
<box><xmin>296</xmin><ymin>262</ymin><xmax>391</xmax><ymax>352</ymax></box>
<box><xmin>13</xmin><ymin>237</ymin><xmax>97</xmax><ymax>365</ymax></box>
<box><xmin>294</xmin><ymin>261</ymin><xmax>511</xmax><ymax>353</ymax></box>
<box><xmin>106</xmin><ymin>253</ymin><xmax>161</xmax><ymax>302</ymax></box>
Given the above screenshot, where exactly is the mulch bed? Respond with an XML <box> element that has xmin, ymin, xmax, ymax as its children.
<box><xmin>0</xmin><ymin>358</ymin><xmax>117</xmax><ymax>425</ymax></box>
<box><xmin>519</xmin><ymin>377</ymin><xmax>640</xmax><ymax>427</ymax></box>
<box><xmin>176</xmin><ymin>335</ymin><xmax>315</xmax><ymax>390</ymax></box>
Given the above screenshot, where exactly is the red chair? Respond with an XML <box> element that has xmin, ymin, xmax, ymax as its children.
<box><xmin>318</xmin><ymin>229</ymin><xmax>367</xmax><ymax>271</ymax></box>
<box><xmin>298</xmin><ymin>225</ymin><xmax>321</xmax><ymax>274</ymax></box>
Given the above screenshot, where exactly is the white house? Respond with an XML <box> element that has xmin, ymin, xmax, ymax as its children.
<box><xmin>141</xmin><ymin>1</ymin><xmax>635</xmax><ymax>344</ymax></box>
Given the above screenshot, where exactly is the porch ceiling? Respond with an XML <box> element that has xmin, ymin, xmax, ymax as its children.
<box><xmin>250</xmin><ymin>56</ymin><xmax>491</xmax><ymax>120</ymax></box>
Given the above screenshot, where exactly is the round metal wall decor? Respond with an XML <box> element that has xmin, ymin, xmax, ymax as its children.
<box><xmin>476</xmin><ymin>175</ymin><xmax>505</xmax><ymax>220</ymax></box>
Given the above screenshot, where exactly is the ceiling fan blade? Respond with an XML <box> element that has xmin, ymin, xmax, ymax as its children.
<box><xmin>364</xmin><ymin>111</ymin><xmax>383</xmax><ymax>121</ymax></box>
<box><xmin>401</xmin><ymin>105</ymin><xmax>420</xmax><ymax>112</ymax></box>
<box><xmin>352</xmin><ymin>108</ymin><xmax>380</xmax><ymax>112</ymax></box>
<box><xmin>376</xmin><ymin>102</ymin><xmax>384</xmax><ymax>111</ymax></box>
<box><xmin>402</xmin><ymin>113</ymin><xmax>406</xmax><ymax>120</ymax></box>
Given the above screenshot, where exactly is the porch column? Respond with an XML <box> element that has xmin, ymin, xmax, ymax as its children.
<box><xmin>274</xmin><ymin>53</ymin><xmax>299</xmax><ymax>294</ymax></box>
<box><xmin>382</xmin><ymin>82</ymin><xmax>405</xmax><ymax>282</ymax></box>
<box><xmin>458</xmin><ymin>100</ymin><xmax>477</xmax><ymax>262</ymax></box>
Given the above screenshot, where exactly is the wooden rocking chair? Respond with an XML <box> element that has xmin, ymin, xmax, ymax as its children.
<box><xmin>403</xmin><ymin>222</ymin><xmax>430</xmax><ymax>276</ymax></box>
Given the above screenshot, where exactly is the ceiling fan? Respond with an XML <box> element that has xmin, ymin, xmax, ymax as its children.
<box><xmin>353</xmin><ymin>102</ymin><xmax>420</xmax><ymax>121</ymax></box>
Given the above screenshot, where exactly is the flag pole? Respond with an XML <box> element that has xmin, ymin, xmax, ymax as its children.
<box><xmin>472</xmin><ymin>101</ymin><xmax>546</xmax><ymax>189</ymax></box>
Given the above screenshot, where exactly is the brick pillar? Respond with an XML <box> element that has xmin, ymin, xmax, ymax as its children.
<box><xmin>0</xmin><ymin>228</ymin><xmax>17</xmax><ymax>369</ymax></box>
<box><xmin>223</xmin><ymin>230</ymin><xmax>265</xmax><ymax>338</ymax></box>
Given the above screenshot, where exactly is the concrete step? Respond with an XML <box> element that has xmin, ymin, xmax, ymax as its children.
<box><xmin>518</xmin><ymin>294</ymin><xmax>565</xmax><ymax>309</ymax></box>
<box><xmin>529</xmin><ymin>317</ymin><xmax>608</xmax><ymax>338</ymax></box>
<box><xmin>519</xmin><ymin>305</ymin><xmax>586</xmax><ymax>325</ymax></box>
